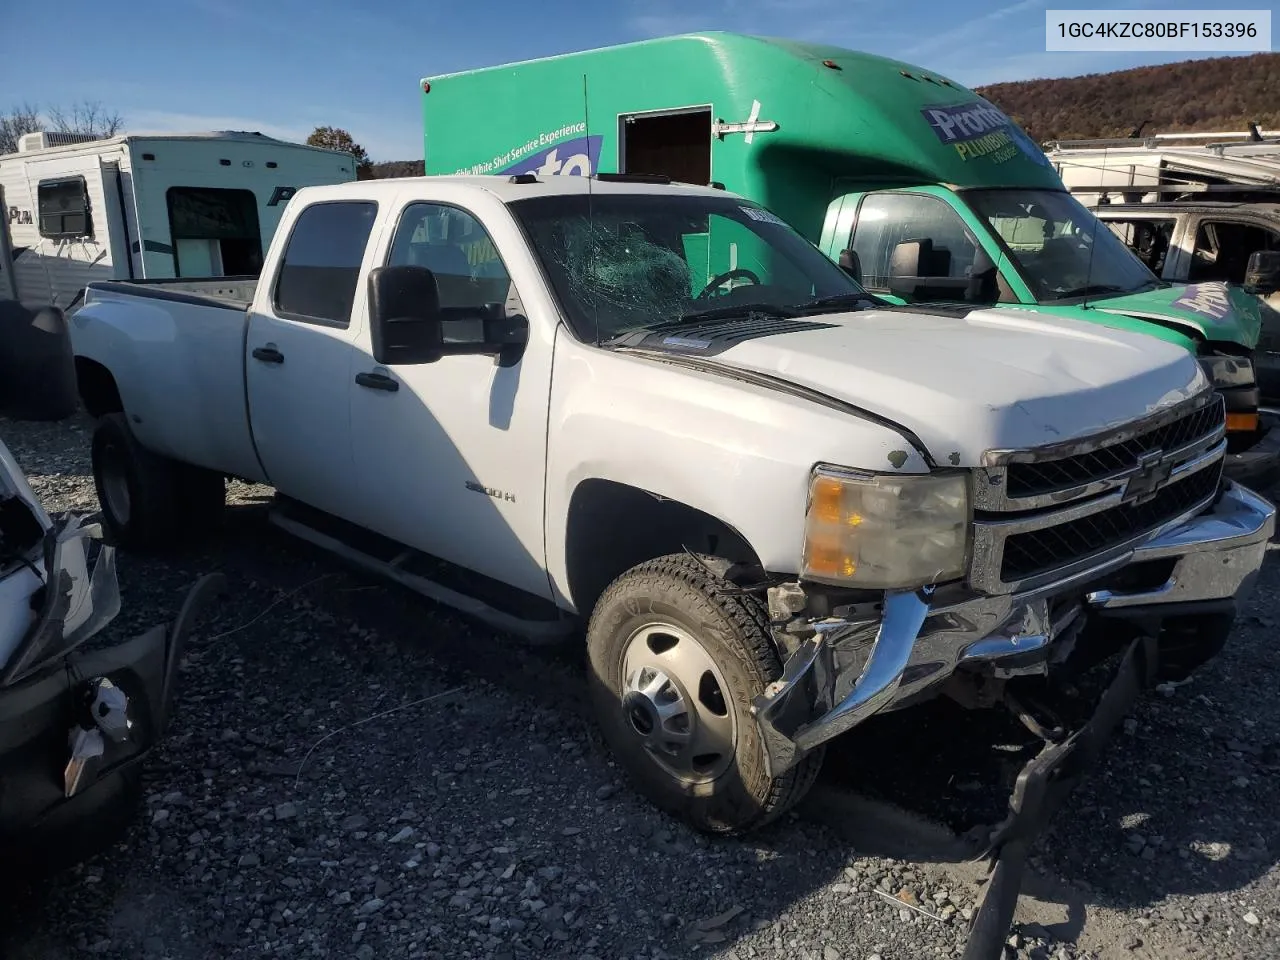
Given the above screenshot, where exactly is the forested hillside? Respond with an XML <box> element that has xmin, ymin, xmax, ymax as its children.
<box><xmin>977</xmin><ymin>52</ymin><xmax>1280</xmax><ymax>143</ymax></box>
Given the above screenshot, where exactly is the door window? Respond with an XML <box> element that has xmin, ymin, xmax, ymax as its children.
<box><xmin>1103</xmin><ymin>218</ymin><xmax>1176</xmax><ymax>276</ymax></box>
<box><xmin>387</xmin><ymin>202</ymin><xmax>521</xmax><ymax>343</ymax></box>
<box><xmin>1188</xmin><ymin>221</ymin><xmax>1280</xmax><ymax>284</ymax></box>
<box><xmin>272</xmin><ymin>201</ymin><xmax>378</xmax><ymax>326</ymax></box>
<box><xmin>849</xmin><ymin>193</ymin><xmax>979</xmax><ymax>294</ymax></box>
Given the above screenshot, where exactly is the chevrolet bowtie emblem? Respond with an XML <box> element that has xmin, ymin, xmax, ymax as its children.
<box><xmin>1120</xmin><ymin>449</ymin><xmax>1174</xmax><ymax>505</ymax></box>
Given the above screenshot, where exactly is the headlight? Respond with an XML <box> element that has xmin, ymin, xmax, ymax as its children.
<box><xmin>802</xmin><ymin>466</ymin><xmax>970</xmax><ymax>589</ymax></box>
<box><xmin>1199</xmin><ymin>354</ymin><xmax>1255</xmax><ymax>390</ymax></box>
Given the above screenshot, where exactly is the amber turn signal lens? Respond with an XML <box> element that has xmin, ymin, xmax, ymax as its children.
<box><xmin>1226</xmin><ymin>412</ymin><xmax>1260</xmax><ymax>433</ymax></box>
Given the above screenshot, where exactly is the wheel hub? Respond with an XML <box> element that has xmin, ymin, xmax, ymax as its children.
<box><xmin>618</xmin><ymin>623</ymin><xmax>738</xmax><ymax>784</ymax></box>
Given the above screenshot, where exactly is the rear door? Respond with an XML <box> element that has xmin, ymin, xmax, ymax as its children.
<box><xmin>244</xmin><ymin>198</ymin><xmax>385</xmax><ymax>517</ymax></box>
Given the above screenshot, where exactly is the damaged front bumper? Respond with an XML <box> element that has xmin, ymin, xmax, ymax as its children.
<box><xmin>754</xmin><ymin>480</ymin><xmax>1276</xmax><ymax>778</ymax></box>
<box><xmin>0</xmin><ymin>511</ymin><xmax>224</xmax><ymax>871</ymax></box>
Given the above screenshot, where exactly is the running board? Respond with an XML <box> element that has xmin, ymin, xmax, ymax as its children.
<box><xmin>267</xmin><ymin>511</ymin><xmax>575</xmax><ymax>645</ymax></box>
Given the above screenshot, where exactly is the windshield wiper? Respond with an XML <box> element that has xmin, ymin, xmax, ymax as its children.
<box><xmin>793</xmin><ymin>291</ymin><xmax>880</xmax><ymax>314</ymax></box>
<box><xmin>601</xmin><ymin>302</ymin><xmax>798</xmax><ymax>345</ymax></box>
<box><xmin>1054</xmin><ymin>283</ymin><xmax>1129</xmax><ymax>299</ymax></box>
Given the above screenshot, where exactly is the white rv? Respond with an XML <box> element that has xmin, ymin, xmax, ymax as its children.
<box><xmin>0</xmin><ymin>130</ymin><xmax>358</xmax><ymax>310</ymax></box>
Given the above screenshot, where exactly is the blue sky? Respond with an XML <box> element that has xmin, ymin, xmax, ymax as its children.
<box><xmin>4</xmin><ymin>0</ymin><xmax>1262</xmax><ymax>161</ymax></box>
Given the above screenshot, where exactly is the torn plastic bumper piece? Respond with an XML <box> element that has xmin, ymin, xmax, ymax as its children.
<box><xmin>753</xmin><ymin>480</ymin><xmax>1276</xmax><ymax>779</ymax></box>
<box><xmin>959</xmin><ymin>633</ymin><xmax>1159</xmax><ymax>960</ymax></box>
<box><xmin>0</xmin><ymin>512</ymin><xmax>225</xmax><ymax>870</ymax></box>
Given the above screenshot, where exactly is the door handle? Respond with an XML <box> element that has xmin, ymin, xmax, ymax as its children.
<box><xmin>355</xmin><ymin>371</ymin><xmax>399</xmax><ymax>392</ymax></box>
<box><xmin>252</xmin><ymin>346</ymin><xmax>284</xmax><ymax>364</ymax></box>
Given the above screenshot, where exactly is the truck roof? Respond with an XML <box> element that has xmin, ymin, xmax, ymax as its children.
<box><xmin>1093</xmin><ymin>201</ymin><xmax>1280</xmax><ymax>220</ymax></box>
<box><xmin>420</xmin><ymin>31</ymin><xmax>1064</xmax><ymax>193</ymax></box>
<box><xmin>293</xmin><ymin>174</ymin><xmax>741</xmax><ymax>204</ymax></box>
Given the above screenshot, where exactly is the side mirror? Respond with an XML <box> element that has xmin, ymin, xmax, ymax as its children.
<box><xmin>887</xmin><ymin>238</ymin><xmax>969</xmax><ymax>302</ymax></box>
<box><xmin>837</xmin><ymin>249</ymin><xmax>862</xmax><ymax>285</ymax></box>
<box><xmin>368</xmin><ymin>265</ymin><xmax>529</xmax><ymax>368</ymax></box>
<box><xmin>0</xmin><ymin>301</ymin><xmax>78</xmax><ymax>421</ymax></box>
<box><xmin>1244</xmin><ymin>250</ymin><xmax>1280</xmax><ymax>297</ymax></box>
<box><xmin>965</xmin><ymin>248</ymin><xmax>1000</xmax><ymax>305</ymax></box>
<box><xmin>368</xmin><ymin>264</ymin><xmax>446</xmax><ymax>366</ymax></box>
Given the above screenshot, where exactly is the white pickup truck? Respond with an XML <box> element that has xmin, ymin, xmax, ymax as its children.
<box><xmin>68</xmin><ymin>174</ymin><xmax>1275</xmax><ymax>836</ymax></box>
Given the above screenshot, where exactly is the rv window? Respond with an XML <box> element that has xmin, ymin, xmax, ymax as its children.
<box><xmin>37</xmin><ymin>177</ymin><xmax>92</xmax><ymax>240</ymax></box>
<box><xmin>166</xmin><ymin>187</ymin><xmax>264</xmax><ymax>277</ymax></box>
<box><xmin>272</xmin><ymin>200</ymin><xmax>378</xmax><ymax>327</ymax></box>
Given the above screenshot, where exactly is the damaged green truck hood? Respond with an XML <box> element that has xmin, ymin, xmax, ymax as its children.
<box><xmin>1031</xmin><ymin>281</ymin><xmax>1263</xmax><ymax>352</ymax></box>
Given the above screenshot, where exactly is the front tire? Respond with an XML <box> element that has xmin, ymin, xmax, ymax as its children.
<box><xmin>586</xmin><ymin>553</ymin><xmax>823</xmax><ymax>834</ymax></box>
<box><xmin>91</xmin><ymin>412</ymin><xmax>225</xmax><ymax>551</ymax></box>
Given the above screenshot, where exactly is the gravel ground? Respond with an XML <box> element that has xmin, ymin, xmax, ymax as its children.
<box><xmin>1</xmin><ymin>412</ymin><xmax>1279</xmax><ymax>960</ymax></box>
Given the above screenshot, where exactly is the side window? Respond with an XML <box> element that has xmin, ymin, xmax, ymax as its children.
<box><xmin>387</xmin><ymin>203</ymin><xmax>519</xmax><ymax>341</ymax></box>
<box><xmin>1189</xmin><ymin>221</ymin><xmax>1280</xmax><ymax>284</ymax></box>
<box><xmin>849</xmin><ymin>193</ymin><xmax>979</xmax><ymax>294</ymax></box>
<box><xmin>1104</xmin><ymin>218</ymin><xmax>1175</xmax><ymax>276</ymax></box>
<box><xmin>273</xmin><ymin>201</ymin><xmax>377</xmax><ymax>326</ymax></box>
<box><xmin>37</xmin><ymin>177</ymin><xmax>92</xmax><ymax>240</ymax></box>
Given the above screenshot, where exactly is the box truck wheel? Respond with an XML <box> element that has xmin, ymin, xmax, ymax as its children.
<box><xmin>91</xmin><ymin>413</ymin><xmax>225</xmax><ymax>551</ymax></box>
<box><xmin>586</xmin><ymin>553</ymin><xmax>823</xmax><ymax>834</ymax></box>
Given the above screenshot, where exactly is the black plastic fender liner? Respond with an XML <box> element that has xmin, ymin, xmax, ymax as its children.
<box><xmin>960</xmin><ymin>635</ymin><xmax>1159</xmax><ymax>960</ymax></box>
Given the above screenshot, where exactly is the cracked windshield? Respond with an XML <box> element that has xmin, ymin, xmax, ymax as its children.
<box><xmin>964</xmin><ymin>188</ymin><xmax>1166</xmax><ymax>302</ymax></box>
<box><xmin>508</xmin><ymin>193</ymin><xmax>874</xmax><ymax>343</ymax></box>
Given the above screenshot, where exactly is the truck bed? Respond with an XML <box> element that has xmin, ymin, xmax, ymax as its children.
<box><xmin>83</xmin><ymin>276</ymin><xmax>258</xmax><ymax>311</ymax></box>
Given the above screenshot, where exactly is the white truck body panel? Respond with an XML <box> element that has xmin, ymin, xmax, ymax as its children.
<box><xmin>72</xmin><ymin>175</ymin><xmax>1213</xmax><ymax>611</ymax></box>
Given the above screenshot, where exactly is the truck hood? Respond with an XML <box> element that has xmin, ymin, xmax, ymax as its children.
<box><xmin>1087</xmin><ymin>281</ymin><xmax>1263</xmax><ymax>349</ymax></box>
<box><xmin>660</xmin><ymin>306</ymin><xmax>1207</xmax><ymax>467</ymax></box>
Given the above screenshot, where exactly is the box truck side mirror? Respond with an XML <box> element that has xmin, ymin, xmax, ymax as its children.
<box><xmin>837</xmin><ymin>248</ymin><xmax>862</xmax><ymax>285</ymax></box>
<box><xmin>1244</xmin><ymin>250</ymin><xmax>1280</xmax><ymax>297</ymax></box>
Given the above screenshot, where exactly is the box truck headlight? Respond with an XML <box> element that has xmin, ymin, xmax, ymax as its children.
<box><xmin>1200</xmin><ymin>354</ymin><xmax>1260</xmax><ymax>433</ymax></box>
<box><xmin>802</xmin><ymin>466</ymin><xmax>970</xmax><ymax>589</ymax></box>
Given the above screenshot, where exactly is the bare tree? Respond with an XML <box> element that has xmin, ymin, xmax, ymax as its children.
<box><xmin>1</xmin><ymin>99</ymin><xmax>124</xmax><ymax>154</ymax></box>
<box><xmin>47</xmin><ymin>100</ymin><xmax>124</xmax><ymax>139</ymax></box>
<box><xmin>0</xmin><ymin>102</ymin><xmax>41</xmax><ymax>155</ymax></box>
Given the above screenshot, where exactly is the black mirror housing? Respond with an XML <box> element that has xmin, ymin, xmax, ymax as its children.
<box><xmin>1245</xmin><ymin>250</ymin><xmax>1280</xmax><ymax>297</ymax></box>
<box><xmin>837</xmin><ymin>248</ymin><xmax>862</xmax><ymax>285</ymax></box>
<box><xmin>368</xmin><ymin>264</ymin><xmax>446</xmax><ymax>366</ymax></box>
<box><xmin>887</xmin><ymin>238</ymin><xmax>971</xmax><ymax>302</ymax></box>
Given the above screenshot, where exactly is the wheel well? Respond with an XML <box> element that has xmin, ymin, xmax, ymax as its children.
<box><xmin>75</xmin><ymin>358</ymin><xmax>123</xmax><ymax>418</ymax></box>
<box><xmin>564</xmin><ymin>479</ymin><xmax>762</xmax><ymax>615</ymax></box>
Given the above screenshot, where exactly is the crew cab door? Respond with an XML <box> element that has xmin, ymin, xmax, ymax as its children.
<box><xmin>347</xmin><ymin>190</ymin><xmax>555</xmax><ymax>601</ymax></box>
<box><xmin>245</xmin><ymin>199</ymin><xmax>383</xmax><ymax>516</ymax></box>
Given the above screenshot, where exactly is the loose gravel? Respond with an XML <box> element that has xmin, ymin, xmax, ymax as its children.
<box><xmin>2</xmin><ymin>412</ymin><xmax>1279</xmax><ymax>960</ymax></box>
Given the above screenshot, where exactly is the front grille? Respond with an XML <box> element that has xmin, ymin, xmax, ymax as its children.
<box><xmin>1005</xmin><ymin>395</ymin><xmax>1225</xmax><ymax>499</ymax></box>
<box><xmin>1000</xmin><ymin>459</ymin><xmax>1222</xmax><ymax>582</ymax></box>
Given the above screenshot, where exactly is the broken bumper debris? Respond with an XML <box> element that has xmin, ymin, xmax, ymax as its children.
<box><xmin>753</xmin><ymin>479</ymin><xmax>1276</xmax><ymax>777</ymax></box>
<box><xmin>0</xmin><ymin>510</ymin><xmax>224</xmax><ymax>871</ymax></box>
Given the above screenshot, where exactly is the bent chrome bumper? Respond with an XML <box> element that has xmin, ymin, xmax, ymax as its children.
<box><xmin>753</xmin><ymin>481</ymin><xmax>1276</xmax><ymax>778</ymax></box>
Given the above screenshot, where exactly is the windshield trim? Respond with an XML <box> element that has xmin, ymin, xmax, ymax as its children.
<box><xmin>956</xmin><ymin>185</ymin><xmax>1167</xmax><ymax>304</ymax></box>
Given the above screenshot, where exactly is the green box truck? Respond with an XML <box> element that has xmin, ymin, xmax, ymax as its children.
<box><xmin>420</xmin><ymin>31</ymin><xmax>1280</xmax><ymax>486</ymax></box>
